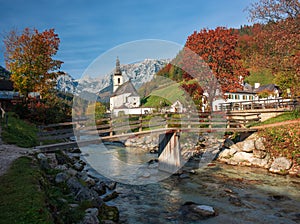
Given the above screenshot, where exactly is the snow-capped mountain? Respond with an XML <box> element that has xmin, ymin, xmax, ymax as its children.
<box><xmin>56</xmin><ymin>59</ymin><xmax>169</xmax><ymax>98</ymax></box>
<box><xmin>56</xmin><ymin>73</ymin><xmax>78</xmax><ymax>93</ymax></box>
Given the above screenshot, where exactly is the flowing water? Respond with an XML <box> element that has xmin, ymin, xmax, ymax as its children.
<box><xmin>82</xmin><ymin>144</ymin><xmax>300</xmax><ymax>224</ymax></box>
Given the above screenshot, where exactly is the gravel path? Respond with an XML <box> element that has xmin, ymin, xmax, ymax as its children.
<box><xmin>0</xmin><ymin>126</ymin><xmax>29</xmax><ymax>176</ymax></box>
<box><xmin>251</xmin><ymin>118</ymin><xmax>300</xmax><ymax>129</ymax></box>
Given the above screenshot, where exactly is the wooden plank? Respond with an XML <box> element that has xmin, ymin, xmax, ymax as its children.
<box><xmin>38</xmin><ymin>128</ymin><xmax>74</xmax><ymax>136</ymax></box>
<box><xmin>39</xmin><ymin>133</ymin><xmax>74</xmax><ymax>141</ymax></box>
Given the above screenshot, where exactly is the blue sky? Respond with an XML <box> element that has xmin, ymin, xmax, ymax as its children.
<box><xmin>0</xmin><ymin>0</ymin><xmax>254</xmax><ymax>79</ymax></box>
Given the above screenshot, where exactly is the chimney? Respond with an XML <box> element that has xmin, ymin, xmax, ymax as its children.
<box><xmin>254</xmin><ymin>83</ymin><xmax>260</xmax><ymax>89</ymax></box>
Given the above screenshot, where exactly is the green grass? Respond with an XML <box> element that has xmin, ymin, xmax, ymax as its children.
<box><xmin>0</xmin><ymin>157</ymin><xmax>53</xmax><ymax>224</ymax></box>
<box><xmin>142</xmin><ymin>82</ymin><xmax>192</xmax><ymax>108</ymax></box>
<box><xmin>1</xmin><ymin>113</ymin><xmax>38</xmax><ymax>147</ymax></box>
<box><xmin>250</xmin><ymin>110</ymin><xmax>300</xmax><ymax>127</ymax></box>
<box><xmin>245</xmin><ymin>69</ymin><xmax>275</xmax><ymax>86</ymax></box>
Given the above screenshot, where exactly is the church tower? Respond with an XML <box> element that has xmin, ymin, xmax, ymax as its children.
<box><xmin>113</xmin><ymin>57</ymin><xmax>123</xmax><ymax>92</ymax></box>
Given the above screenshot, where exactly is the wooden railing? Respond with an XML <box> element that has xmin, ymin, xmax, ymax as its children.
<box><xmin>220</xmin><ymin>97</ymin><xmax>299</xmax><ymax>111</ymax></box>
<box><xmin>37</xmin><ymin>112</ymin><xmax>261</xmax><ymax>144</ymax></box>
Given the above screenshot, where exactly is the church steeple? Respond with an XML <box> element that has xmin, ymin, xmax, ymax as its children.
<box><xmin>113</xmin><ymin>57</ymin><xmax>123</xmax><ymax>92</ymax></box>
<box><xmin>115</xmin><ymin>57</ymin><xmax>121</xmax><ymax>75</ymax></box>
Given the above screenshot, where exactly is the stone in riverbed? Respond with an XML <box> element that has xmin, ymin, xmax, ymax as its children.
<box><xmin>223</xmin><ymin>138</ymin><xmax>235</xmax><ymax>148</ymax></box>
<box><xmin>269</xmin><ymin>157</ymin><xmax>292</xmax><ymax>174</ymax></box>
<box><xmin>55</xmin><ymin>172</ymin><xmax>69</xmax><ymax>184</ymax></box>
<box><xmin>180</xmin><ymin>202</ymin><xmax>216</xmax><ymax>220</ymax></box>
<box><xmin>81</xmin><ymin>208</ymin><xmax>99</xmax><ymax>224</ymax></box>
<box><xmin>103</xmin><ymin>191</ymin><xmax>119</xmax><ymax>202</ymax></box>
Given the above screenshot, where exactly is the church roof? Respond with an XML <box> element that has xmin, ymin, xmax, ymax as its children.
<box><xmin>111</xmin><ymin>80</ymin><xmax>139</xmax><ymax>97</ymax></box>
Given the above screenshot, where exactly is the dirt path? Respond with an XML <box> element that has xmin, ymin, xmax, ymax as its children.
<box><xmin>0</xmin><ymin>126</ymin><xmax>30</xmax><ymax>176</ymax></box>
<box><xmin>251</xmin><ymin>118</ymin><xmax>300</xmax><ymax>130</ymax></box>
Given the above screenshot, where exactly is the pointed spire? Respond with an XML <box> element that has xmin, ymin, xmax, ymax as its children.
<box><xmin>115</xmin><ymin>56</ymin><xmax>121</xmax><ymax>75</ymax></box>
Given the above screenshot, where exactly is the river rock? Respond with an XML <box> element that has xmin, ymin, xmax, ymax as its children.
<box><xmin>103</xmin><ymin>191</ymin><xmax>119</xmax><ymax>202</ymax></box>
<box><xmin>73</xmin><ymin>161</ymin><xmax>85</xmax><ymax>171</ymax></box>
<box><xmin>180</xmin><ymin>202</ymin><xmax>216</xmax><ymax>220</ymax></box>
<box><xmin>80</xmin><ymin>208</ymin><xmax>99</xmax><ymax>224</ymax></box>
<box><xmin>269</xmin><ymin>157</ymin><xmax>292</xmax><ymax>174</ymax></box>
<box><xmin>179</xmin><ymin>173</ymin><xmax>190</xmax><ymax>179</ymax></box>
<box><xmin>250</xmin><ymin>157</ymin><xmax>270</xmax><ymax>168</ymax></box>
<box><xmin>55</xmin><ymin>164</ymin><xmax>68</xmax><ymax>171</ymax></box>
<box><xmin>253</xmin><ymin>148</ymin><xmax>267</xmax><ymax>159</ymax></box>
<box><xmin>55</xmin><ymin>172</ymin><xmax>69</xmax><ymax>184</ymax></box>
<box><xmin>235</xmin><ymin>139</ymin><xmax>255</xmax><ymax>152</ymax></box>
<box><xmin>37</xmin><ymin>153</ymin><xmax>47</xmax><ymax>160</ymax></box>
<box><xmin>107</xmin><ymin>182</ymin><xmax>117</xmax><ymax>191</ymax></box>
<box><xmin>231</xmin><ymin>151</ymin><xmax>254</xmax><ymax>164</ymax></box>
<box><xmin>93</xmin><ymin>182</ymin><xmax>107</xmax><ymax>196</ymax></box>
<box><xmin>218</xmin><ymin>148</ymin><xmax>237</xmax><ymax>159</ymax></box>
<box><xmin>254</xmin><ymin>137</ymin><xmax>266</xmax><ymax>151</ymax></box>
<box><xmin>224</xmin><ymin>138</ymin><xmax>235</xmax><ymax>148</ymax></box>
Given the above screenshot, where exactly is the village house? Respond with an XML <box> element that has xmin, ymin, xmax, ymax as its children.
<box><xmin>212</xmin><ymin>82</ymin><xmax>282</xmax><ymax>111</ymax></box>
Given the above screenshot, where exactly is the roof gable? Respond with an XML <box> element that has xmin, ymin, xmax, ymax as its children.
<box><xmin>112</xmin><ymin>80</ymin><xmax>139</xmax><ymax>97</ymax></box>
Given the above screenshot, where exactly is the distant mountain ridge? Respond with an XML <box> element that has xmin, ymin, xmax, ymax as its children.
<box><xmin>56</xmin><ymin>59</ymin><xmax>170</xmax><ymax>102</ymax></box>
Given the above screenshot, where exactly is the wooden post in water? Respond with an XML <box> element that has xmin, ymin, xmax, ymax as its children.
<box><xmin>158</xmin><ymin>131</ymin><xmax>182</xmax><ymax>173</ymax></box>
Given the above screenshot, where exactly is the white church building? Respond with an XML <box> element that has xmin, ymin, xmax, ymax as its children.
<box><xmin>110</xmin><ymin>58</ymin><xmax>153</xmax><ymax>116</ymax></box>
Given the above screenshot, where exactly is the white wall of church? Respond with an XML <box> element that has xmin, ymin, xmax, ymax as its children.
<box><xmin>127</xmin><ymin>96</ymin><xmax>140</xmax><ymax>108</ymax></box>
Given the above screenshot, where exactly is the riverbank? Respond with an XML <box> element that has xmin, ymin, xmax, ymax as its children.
<box><xmin>0</xmin><ymin>146</ymin><xmax>120</xmax><ymax>224</ymax></box>
<box><xmin>217</xmin><ymin>122</ymin><xmax>300</xmax><ymax>177</ymax></box>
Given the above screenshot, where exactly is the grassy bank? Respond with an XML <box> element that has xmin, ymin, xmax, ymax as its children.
<box><xmin>0</xmin><ymin>157</ymin><xmax>52</xmax><ymax>224</ymax></box>
<box><xmin>1</xmin><ymin>113</ymin><xmax>38</xmax><ymax>147</ymax></box>
<box><xmin>260</xmin><ymin>122</ymin><xmax>300</xmax><ymax>165</ymax></box>
<box><xmin>0</xmin><ymin>156</ymin><xmax>96</xmax><ymax>224</ymax></box>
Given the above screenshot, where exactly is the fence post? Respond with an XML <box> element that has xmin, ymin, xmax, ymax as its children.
<box><xmin>208</xmin><ymin>114</ymin><xmax>212</xmax><ymax>128</ymax></box>
<box><xmin>109</xmin><ymin>116</ymin><xmax>113</xmax><ymax>136</ymax></box>
<box><xmin>226</xmin><ymin>115</ymin><xmax>230</xmax><ymax>128</ymax></box>
<box><xmin>5</xmin><ymin>113</ymin><xmax>8</xmax><ymax>128</ymax></box>
<box><xmin>187</xmin><ymin>113</ymin><xmax>191</xmax><ymax>129</ymax></box>
<box><xmin>75</xmin><ymin>121</ymin><xmax>81</xmax><ymax>141</ymax></box>
<box><xmin>165</xmin><ymin>113</ymin><xmax>168</xmax><ymax>129</ymax></box>
<box><xmin>139</xmin><ymin>114</ymin><xmax>143</xmax><ymax>132</ymax></box>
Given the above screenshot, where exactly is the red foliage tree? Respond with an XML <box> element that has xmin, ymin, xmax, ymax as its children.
<box><xmin>177</xmin><ymin>27</ymin><xmax>249</xmax><ymax>109</ymax></box>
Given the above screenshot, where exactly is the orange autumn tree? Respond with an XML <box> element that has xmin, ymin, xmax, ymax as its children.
<box><xmin>178</xmin><ymin>27</ymin><xmax>249</xmax><ymax>109</ymax></box>
<box><xmin>246</xmin><ymin>0</ymin><xmax>300</xmax><ymax>97</ymax></box>
<box><xmin>4</xmin><ymin>28</ymin><xmax>63</xmax><ymax>98</ymax></box>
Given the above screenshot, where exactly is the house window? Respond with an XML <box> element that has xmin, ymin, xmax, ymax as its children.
<box><xmin>228</xmin><ymin>94</ymin><xmax>232</xmax><ymax>99</ymax></box>
<box><xmin>243</xmin><ymin>95</ymin><xmax>247</xmax><ymax>100</ymax></box>
<box><xmin>235</xmin><ymin>95</ymin><xmax>239</xmax><ymax>100</ymax></box>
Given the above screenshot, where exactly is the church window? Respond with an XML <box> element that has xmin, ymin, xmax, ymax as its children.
<box><xmin>118</xmin><ymin>78</ymin><xmax>120</xmax><ymax>84</ymax></box>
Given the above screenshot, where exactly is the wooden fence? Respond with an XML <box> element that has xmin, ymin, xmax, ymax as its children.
<box><xmin>37</xmin><ymin>112</ymin><xmax>261</xmax><ymax>145</ymax></box>
<box><xmin>220</xmin><ymin>97</ymin><xmax>299</xmax><ymax>111</ymax></box>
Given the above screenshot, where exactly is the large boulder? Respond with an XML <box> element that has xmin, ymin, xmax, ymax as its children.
<box><xmin>235</xmin><ymin>140</ymin><xmax>255</xmax><ymax>153</ymax></box>
<box><xmin>269</xmin><ymin>157</ymin><xmax>292</xmax><ymax>174</ymax></box>
<box><xmin>254</xmin><ymin>137</ymin><xmax>266</xmax><ymax>151</ymax></box>
<box><xmin>218</xmin><ymin>148</ymin><xmax>237</xmax><ymax>159</ymax></box>
<box><xmin>231</xmin><ymin>151</ymin><xmax>254</xmax><ymax>164</ymax></box>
